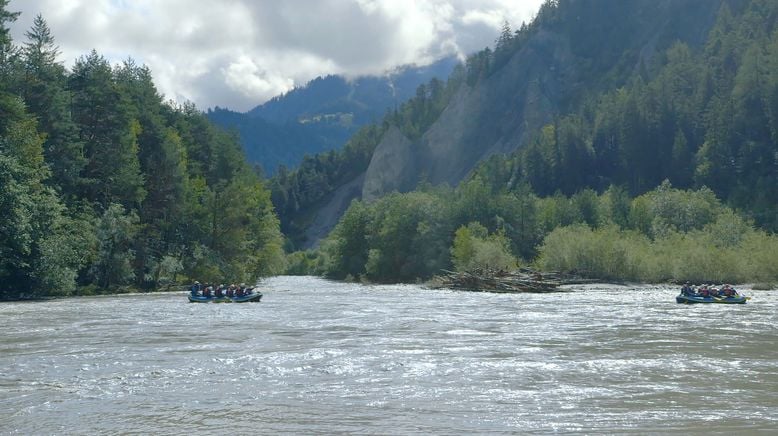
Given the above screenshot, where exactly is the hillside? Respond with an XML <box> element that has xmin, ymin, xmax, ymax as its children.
<box><xmin>206</xmin><ymin>57</ymin><xmax>457</xmax><ymax>175</ymax></box>
<box><xmin>275</xmin><ymin>0</ymin><xmax>764</xmax><ymax>249</ymax></box>
<box><xmin>290</xmin><ymin>0</ymin><xmax>778</xmax><ymax>284</ymax></box>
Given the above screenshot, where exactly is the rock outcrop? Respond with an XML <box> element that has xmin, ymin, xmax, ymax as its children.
<box><xmin>361</xmin><ymin>126</ymin><xmax>418</xmax><ymax>202</ymax></box>
<box><xmin>361</xmin><ymin>29</ymin><xmax>572</xmax><ymax>200</ymax></box>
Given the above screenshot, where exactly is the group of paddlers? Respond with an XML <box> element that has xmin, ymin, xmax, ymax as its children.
<box><xmin>189</xmin><ymin>281</ymin><xmax>255</xmax><ymax>298</ymax></box>
<box><xmin>680</xmin><ymin>282</ymin><xmax>739</xmax><ymax>297</ymax></box>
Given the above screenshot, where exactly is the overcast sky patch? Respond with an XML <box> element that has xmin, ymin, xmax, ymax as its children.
<box><xmin>9</xmin><ymin>0</ymin><xmax>544</xmax><ymax>111</ymax></box>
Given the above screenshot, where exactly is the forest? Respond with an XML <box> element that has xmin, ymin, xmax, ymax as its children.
<box><xmin>283</xmin><ymin>0</ymin><xmax>778</xmax><ymax>285</ymax></box>
<box><xmin>288</xmin><ymin>179</ymin><xmax>778</xmax><ymax>285</ymax></box>
<box><xmin>4</xmin><ymin>0</ymin><xmax>778</xmax><ymax>298</ymax></box>
<box><xmin>0</xmin><ymin>3</ymin><xmax>285</xmax><ymax>299</ymax></box>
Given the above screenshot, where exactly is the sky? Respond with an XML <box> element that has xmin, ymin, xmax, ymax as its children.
<box><xmin>8</xmin><ymin>0</ymin><xmax>545</xmax><ymax>112</ymax></box>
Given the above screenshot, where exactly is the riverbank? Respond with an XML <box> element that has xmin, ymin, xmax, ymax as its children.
<box><xmin>0</xmin><ymin>284</ymin><xmax>181</xmax><ymax>302</ymax></box>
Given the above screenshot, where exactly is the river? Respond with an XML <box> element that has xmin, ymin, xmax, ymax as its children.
<box><xmin>1</xmin><ymin>276</ymin><xmax>777</xmax><ymax>434</ymax></box>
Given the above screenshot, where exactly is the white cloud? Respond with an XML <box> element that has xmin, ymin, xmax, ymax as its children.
<box><xmin>222</xmin><ymin>55</ymin><xmax>295</xmax><ymax>100</ymax></box>
<box><xmin>8</xmin><ymin>0</ymin><xmax>545</xmax><ymax>111</ymax></box>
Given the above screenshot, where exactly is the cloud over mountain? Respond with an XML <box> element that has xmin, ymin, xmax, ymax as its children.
<box><xmin>9</xmin><ymin>0</ymin><xmax>543</xmax><ymax>111</ymax></box>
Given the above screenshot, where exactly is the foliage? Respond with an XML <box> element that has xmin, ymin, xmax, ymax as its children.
<box><xmin>90</xmin><ymin>204</ymin><xmax>139</xmax><ymax>289</ymax></box>
<box><xmin>0</xmin><ymin>6</ymin><xmax>286</xmax><ymax>298</ymax></box>
<box><xmin>451</xmin><ymin>223</ymin><xmax>517</xmax><ymax>272</ymax></box>
<box><xmin>271</xmin><ymin>55</ymin><xmax>466</xmax><ymax>250</ymax></box>
<box><xmin>455</xmin><ymin>0</ymin><xmax>778</xmax><ymax>234</ymax></box>
<box><xmin>537</xmin><ymin>224</ymin><xmax>648</xmax><ymax>281</ymax></box>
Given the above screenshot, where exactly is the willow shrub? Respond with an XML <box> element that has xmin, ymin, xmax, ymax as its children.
<box><xmin>651</xmin><ymin>231</ymin><xmax>744</xmax><ymax>283</ymax></box>
<box><xmin>536</xmin><ymin>224</ymin><xmax>648</xmax><ymax>281</ymax></box>
<box><xmin>537</xmin><ymin>223</ymin><xmax>778</xmax><ymax>284</ymax></box>
<box><xmin>451</xmin><ymin>222</ymin><xmax>517</xmax><ymax>272</ymax></box>
<box><xmin>739</xmin><ymin>231</ymin><xmax>778</xmax><ymax>283</ymax></box>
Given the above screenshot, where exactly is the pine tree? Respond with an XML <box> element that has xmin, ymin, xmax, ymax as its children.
<box><xmin>20</xmin><ymin>14</ymin><xmax>85</xmax><ymax>198</ymax></box>
<box><xmin>69</xmin><ymin>51</ymin><xmax>146</xmax><ymax>209</ymax></box>
<box><xmin>0</xmin><ymin>0</ymin><xmax>20</xmax><ymax>86</ymax></box>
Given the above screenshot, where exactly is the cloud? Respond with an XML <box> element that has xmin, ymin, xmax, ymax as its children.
<box><xmin>8</xmin><ymin>0</ymin><xmax>544</xmax><ymax>111</ymax></box>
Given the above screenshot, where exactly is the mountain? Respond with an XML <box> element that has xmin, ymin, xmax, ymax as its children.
<box><xmin>361</xmin><ymin>0</ymin><xmax>724</xmax><ymax>200</ymax></box>
<box><xmin>206</xmin><ymin>56</ymin><xmax>458</xmax><ymax>175</ymax></box>
<box><xmin>275</xmin><ymin>0</ymin><xmax>778</xmax><ymax>252</ymax></box>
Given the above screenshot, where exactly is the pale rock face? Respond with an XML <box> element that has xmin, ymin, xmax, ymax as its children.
<box><xmin>362</xmin><ymin>29</ymin><xmax>570</xmax><ymax>201</ymax></box>
<box><xmin>303</xmin><ymin>172</ymin><xmax>366</xmax><ymax>248</ymax></box>
<box><xmin>361</xmin><ymin>126</ymin><xmax>417</xmax><ymax>202</ymax></box>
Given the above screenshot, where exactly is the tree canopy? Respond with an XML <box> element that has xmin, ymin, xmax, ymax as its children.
<box><xmin>0</xmin><ymin>7</ymin><xmax>285</xmax><ymax>299</ymax></box>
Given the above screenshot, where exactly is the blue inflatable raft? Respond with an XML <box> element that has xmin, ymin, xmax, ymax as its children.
<box><xmin>676</xmin><ymin>294</ymin><xmax>748</xmax><ymax>304</ymax></box>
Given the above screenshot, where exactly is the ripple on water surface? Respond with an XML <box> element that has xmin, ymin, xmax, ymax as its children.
<box><xmin>1</xmin><ymin>277</ymin><xmax>777</xmax><ymax>434</ymax></box>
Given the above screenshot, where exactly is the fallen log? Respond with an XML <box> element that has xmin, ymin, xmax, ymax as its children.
<box><xmin>427</xmin><ymin>267</ymin><xmax>585</xmax><ymax>293</ymax></box>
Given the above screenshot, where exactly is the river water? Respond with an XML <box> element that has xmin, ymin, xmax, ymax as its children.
<box><xmin>1</xmin><ymin>276</ymin><xmax>777</xmax><ymax>434</ymax></box>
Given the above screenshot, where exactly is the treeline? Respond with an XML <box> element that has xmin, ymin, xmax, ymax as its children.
<box><xmin>289</xmin><ymin>178</ymin><xmax>778</xmax><ymax>285</ymax></box>
<box><xmin>0</xmin><ymin>6</ymin><xmax>285</xmax><ymax>299</ymax></box>
<box><xmin>475</xmin><ymin>0</ymin><xmax>778</xmax><ymax>231</ymax></box>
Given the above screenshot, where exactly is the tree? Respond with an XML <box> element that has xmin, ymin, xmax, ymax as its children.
<box><xmin>493</xmin><ymin>20</ymin><xmax>514</xmax><ymax>70</ymax></box>
<box><xmin>69</xmin><ymin>51</ymin><xmax>146</xmax><ymax>209</ymax></box>
<box><xmin>90</xmin><ymin>204</ymin><xmax>139</xmax><ymax>289</ymax></box>
<box><xmin>324</xmin><ymin>200</ymin><xmax>372</xmax><ymax>279</ymax></box>
<box><xmin>19</xmin><ymin>15</ymin><xmax>86</xmax><ymax>198</ymax></box>
<box><xmin>451</xmin><ymin>222</ymin><xmax>517</xmax><ymax>272</ymax></box>
<box><xmin>0</xmin><ymin>0</ymin><xmax>20</xmax><ymax>86</ymax></box>
<box><xmin>0</xmin><ymin>96</ymin><xmax>86</xmax><ymax>298</ymax></box>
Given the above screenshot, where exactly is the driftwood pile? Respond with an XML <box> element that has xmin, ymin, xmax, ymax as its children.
<box><xmin>428</xmin><ymin>267</ymin><xmax>592</xmax><ymax>293</ymax></box>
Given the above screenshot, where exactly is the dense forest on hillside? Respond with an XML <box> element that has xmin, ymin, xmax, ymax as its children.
<box><xmin>477</xmin><ymin>0</ymin><xmax>778</xmax><ymax>231</ymax></box>
<box><xmin>0</xmin><ymin>3</ymin><xmax>285</xmax><ymax>299</ymax></box>
<box><xmin>285</xmin><ymin>0</ymin><xmax>778</xmax><ymax>284</ymax></box>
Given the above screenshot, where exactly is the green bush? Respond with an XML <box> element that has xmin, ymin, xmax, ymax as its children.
<box><xmin>537</xmin><ymin>221</ymin><xmax>778</xmax><ymax>284</ymax></box>
<box><xmin>451</xmin><ymin>222</ymin><xmax>517</xmax><ymax>272</ymax></box>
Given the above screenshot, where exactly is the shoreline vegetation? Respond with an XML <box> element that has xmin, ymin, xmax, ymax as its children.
<box><xmin>287</xmin><ymin>181</ymin><xmax>778</xmax><ymax>288</ymax></box>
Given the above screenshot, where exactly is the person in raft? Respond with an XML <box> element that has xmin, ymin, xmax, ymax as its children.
<box><xmin>190</xmin><ymin>281</ymin><xmax>201</xmax><ymax>296</ymax></box>
<box><xmin>721</xmin><ymin>284</ymin><xmax>738</xmax><ymax>297</ymax></box>
<box><xmin>680</xmin><ymin>282</ymin><xmax>695</xmax><ymax>296</ymax></box>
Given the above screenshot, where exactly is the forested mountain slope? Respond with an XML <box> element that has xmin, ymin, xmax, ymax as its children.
<box><xmin>206</xmin><ymin>57</ymin><xmax>457</xmax><ymax>175</ymax></box>
<box><xmin>298</xmin><ymin>0</ymin><xmax>778</xmax><ymax>283</ymax></box>
<box><xmin>275</xmin><ymin>0</ymin><xmax>774</xmax><ymax>248</ymax></box>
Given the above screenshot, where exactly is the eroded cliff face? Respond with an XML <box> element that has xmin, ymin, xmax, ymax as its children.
<box><xmin>303</xmin><ymin>172</ymin><xmax>366</xmax><ymax>248</ymax></box>
<box><xmin>361</xmin><ymin>126</ymin><xmax>418</xmax><ymax>202</ymax></box>
<box><xmin>424</xmin><ymin>29</ymin><xmax>571</xmax><ymax>187</ymax></box>
<box><xmin>361</xmin><ymin>29</ymin><xmax>573</xmax><ymax>199</ymax></box>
